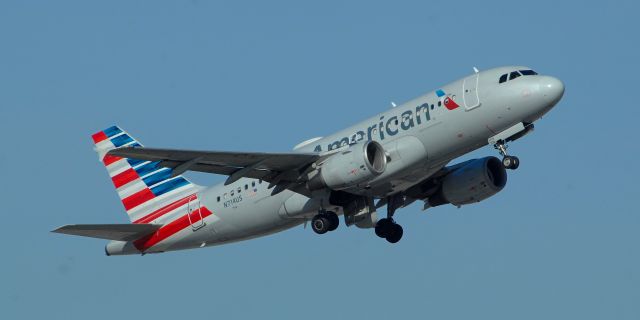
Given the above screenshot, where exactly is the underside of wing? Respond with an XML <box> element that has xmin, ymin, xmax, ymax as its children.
<box><xmin>51</xmin><ymin>224</ymin><xmax>162</xmax><ymax>241</ymax></box>
<box><xmin>107</xmin><ymin>147</ymin><xmax>323</xmax><ymax>196</ymax></box>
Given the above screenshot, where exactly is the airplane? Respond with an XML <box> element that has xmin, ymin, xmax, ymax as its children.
<box><xmin>52</xmin><ymin>66</ymin><xmax>565</xmax><ymax>255</ymax></box>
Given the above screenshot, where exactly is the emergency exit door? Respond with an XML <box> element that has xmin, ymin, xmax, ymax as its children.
<box><xmin>463</xmin><ymin>73</ymin><xmax>480</xmax><ymax>110</ymax></box>
<box><xmin>187</xmin><ymin>195</ymin><xmax>205</xmax><ymax>230</ymax></box>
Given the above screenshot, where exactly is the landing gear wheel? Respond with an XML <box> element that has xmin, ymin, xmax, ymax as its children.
<box><xmin>502</xmin><ymin>156</ymin><xmax>512</xmax><ymax>168</ymax></box>
<box><xmin>385</xmin><ymin>223</ymin><xmax>403</xmax><ymax>244</ymax></box>
<box><xmin>502</xmin><ymin>156</ymin><xmax>520</xmax><ymax>170</ymax></box>
<box><xmin>325</xmin><ymin>211</ymin><xmax>339</xmax><ymax>231</ymax></box>
<box><xmin>510</xmin><ymin>156</ymin><xmax>520</xmax><ymax>169</ymax></box>
<box><xmin>375</xmin><ymin>218</ymin><xmax>393</xmax><ymax>238</ymax></box>
<box><xmin>375</xmin><ymin>218</ymin><xmax>403</xmax><ymax>243</ymax></box>
<box><xmin>495</xmin><ymin>140</ymin><xmax>520</xmax><ymax>170</ymax></box>
<box><xmin>311</xmin><ymin>214</ymin><xmax>331</xmax><ymax>235</ymax></box>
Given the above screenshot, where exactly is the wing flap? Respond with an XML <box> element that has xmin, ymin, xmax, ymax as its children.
<box><xmin>51</xmin><ymin>224</ymin><xmax>162</xmax><ymax>241</ymax></box>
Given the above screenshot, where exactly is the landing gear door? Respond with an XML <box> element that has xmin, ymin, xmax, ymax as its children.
<box><xmin>463</xmin><ymin>73</ymin><xmax>480</xmax><ymax>110</ymax></box>
<box><xmin>188</xmin><ymin>194</ymin><xmax>205</xmax><ymax>231</ymax></box>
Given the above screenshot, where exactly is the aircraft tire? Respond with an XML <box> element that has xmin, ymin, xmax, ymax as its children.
<box><xmin>502</xmin><ymin>156</ymin><xmax>513</xmax><ymax>168</ymax></box>
<box><xmin>325</xmin><ymin>212</ymin><xmax>339</xmax><ymax>231</ymax></box>
<box><xmin>312</xmin><ymin>214</ymin><xmax>331</xmax><ymax>235</ymax></box>
<box><xmin>502</xmin><ymin>156</ymin><xmax>520</xmax><ymax>170</ymax></box>
<box><xmin>510</xmin><ymin>156</ymin><xmax>520</xmax><ymax>169</ymax></box>
<box><xmin>385</xmin><ymin>223</ymin><xmax>403</xmax><ymax>244</ymax></box>
<box><xmin>375</xmin><ymin>218</ymin><xmax>392</xmax><ymax>238</ymax></box>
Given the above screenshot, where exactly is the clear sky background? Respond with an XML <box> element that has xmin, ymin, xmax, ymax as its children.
<box><xmin>1</xmin><ymin>1</ymin><xmax>638</xmax><ymax>319</ymax></box>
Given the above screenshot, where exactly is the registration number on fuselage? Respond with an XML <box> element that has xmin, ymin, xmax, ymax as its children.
<box><xmin>224</xmin><ymin>195</ymin><xmax>243</xmax><ymax>208</ymax></box>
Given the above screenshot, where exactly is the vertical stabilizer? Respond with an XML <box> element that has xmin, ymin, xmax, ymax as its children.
<box><xmin>91</xmin><ymin>126</ymin><xmax>201</xmax><ymax>224</ymax></box>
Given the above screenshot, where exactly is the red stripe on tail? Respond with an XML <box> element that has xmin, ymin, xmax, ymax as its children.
<box><xmin>103</xmin><ymin>154</ymin><xmax>122</xmax><ymax>166</ymax></box>
<box><xmin>112</xmin><ymin>168</ymin><xmax>139</xmax><ymax>189</ymax></box>
<box><xmin>122</xmin><ymin>188</ymin><xmax>155</xmax><ymax>211</ymax></box>
<box><xmin>92</xmin><ymin>131</ymin><xmax>108</xmax><ymax>144</ymax></box>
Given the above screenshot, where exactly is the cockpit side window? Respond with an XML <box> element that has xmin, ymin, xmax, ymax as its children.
<box><xmin>519</xmin><ymin>70</ymin><xmax>538</xmax><ymax>76</ymax></box>
<box><xmin>499</xmin><ymin>74</ymin><xmax>508</xmax><ymax>83</ymax></box>
<box><xmin>509</xmin><ymin>71</ymin><xmax>522</xmax><ymax>80</ymax></box>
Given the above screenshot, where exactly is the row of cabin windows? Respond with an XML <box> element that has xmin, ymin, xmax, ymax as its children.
<box><xmin>498</xmin><ymin>69</ymin><xmax>538</xmax><ymax>84</ymax></box>
<box><xmin>216</xmin><ymin>180</ymin><xmax>262</xmax><ymax>202</ymax></box>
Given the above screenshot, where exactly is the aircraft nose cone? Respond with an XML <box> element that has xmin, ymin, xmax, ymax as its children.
<box><xmin>539</xmin><ymin>76</ymin><xmax>565</xmax><ymax>105</ymax></box>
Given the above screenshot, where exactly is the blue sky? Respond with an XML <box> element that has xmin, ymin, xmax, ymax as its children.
<box><xmin>1</xmin><ymin>1</ymin><xmax>638</xmax><ymax>319</ymax></box>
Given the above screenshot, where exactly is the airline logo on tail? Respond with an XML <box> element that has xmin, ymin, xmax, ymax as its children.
<box><xmin>91</xmin><ymin>126</ymin><xmax>196</xmax><ymax>220</ymax></box>
<box><xmin>91</xmin><ymin>125</ymin><xmax>216</xmax><ymax>252</ymax></box>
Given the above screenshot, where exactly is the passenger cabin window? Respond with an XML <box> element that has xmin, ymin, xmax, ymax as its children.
<box><xmin>217</xmin><ymin>196</ymin><xmax>220</xmax><ymax>202</ymax></box>
<box><xmin>499</xmin><ymin>74</ymin><xmax>508</xmax><ymax>83</ymax></box>
<box><xmin>509</xmin><ymin>71</ymin><xmax>522</xmax><ymax>80</ymax></box>
<box><xmin>252</xmin><ymin>181</ymin><xmax>256</xmax><ymax>187</ymax></box>
<box><xmin>245</xmin><ymin>184</ymin><xmax>248</xmax><ymax>190</ymax></box>
<box><xmin>519</xmin><ymin>69</ymin><xmax>538</xmax><ymax>76</ymax></box>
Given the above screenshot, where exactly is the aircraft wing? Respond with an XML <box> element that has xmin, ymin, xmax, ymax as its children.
<box><xmin>108</xmin><ymin>147</ymin><xmax>323</xmax><ymax>196</ymax></box>
<box><xmin>52</xmin><ymin>224</ymin><xmax>162</xmax><ymax>241</ymax></box>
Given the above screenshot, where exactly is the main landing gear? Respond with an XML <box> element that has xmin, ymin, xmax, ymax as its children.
<box><xmin>375</xmin><ymin>218</ymin><xmax>403</xmax><ymax>243</ymax></box>
<box><xmin>494</xmin><ymin>140</ymin><xmax>520</xmax><ymax>170</ymax></box>
<box><xmin>375</xmin><ymin>195</ymin><xmax>404</xmax><ymax>243</ymax></box>
<box><xmin>311</xmin><ymin>211</ymin><xmax>339</xmax><ymax>235</ymax></box>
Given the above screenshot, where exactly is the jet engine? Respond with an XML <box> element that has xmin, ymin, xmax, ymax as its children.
<box><xmin>428</xmin><ymin>157</ymin><xmax>507</xmax><ymax>207</ymax></box>
<box><xmin>308</xmin><ymin>141</ymin><xmax>387</xmax><ymax>191</ymax></box>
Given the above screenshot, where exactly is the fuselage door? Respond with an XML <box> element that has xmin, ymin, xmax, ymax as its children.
<box><xmin>463</xmin><ymin>73</ymin><xmax>481</xmax><ymax>110</ymax></box>
<box><xmin>187</xmin><ymin>194</ymin><xmax>205</xmax><ymax>231</ymax></box>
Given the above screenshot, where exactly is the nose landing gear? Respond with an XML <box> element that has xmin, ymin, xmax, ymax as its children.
<box><xmin>494</xmin><ymin>140</ymin><xmax>520</xmax><ymax>170</ymax></box>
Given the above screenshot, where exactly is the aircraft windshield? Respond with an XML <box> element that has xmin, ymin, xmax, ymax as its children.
<box><xmin>498</xmin><ymin>69</ymin><xmax>538</xmax><ymax>84</ymax></box>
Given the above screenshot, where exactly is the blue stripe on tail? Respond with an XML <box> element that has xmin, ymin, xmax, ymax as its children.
<box><xmin>111</xmin><ymin>134</ymin><xmax>134</xmax><ymax>147</ymax></box>
<box><xmin>151</xmin><ymin>177</ymin><xmax>190</xmax><ymax>196</ymax></box>
<box><xmin>103</xmin><ymin>126</ymin><xmax>123</xmax><ymax>138</ymax></box>
<box><xmin>143</xmin><ymin>168</ymin><xmax>173</xmax><ymax>186</ymax></box>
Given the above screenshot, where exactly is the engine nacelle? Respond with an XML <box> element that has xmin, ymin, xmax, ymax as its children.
<box><xmin>431</xmin><ymin>157</ymin><xmax>507</xmax><ymax>206</ymax></box>
<box><xmin>308</xmin><ymin>141</ymin><xmax>387</xmax><ymax>191</ymax></box>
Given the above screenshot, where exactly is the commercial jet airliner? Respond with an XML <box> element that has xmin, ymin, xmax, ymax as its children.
<box><xmin>52</xmin><ymin>66</ymin><xmax>564</xmax><ymax>255</ymax></box>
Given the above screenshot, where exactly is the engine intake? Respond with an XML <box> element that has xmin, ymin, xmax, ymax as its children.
<box><xmin>429</xmin><ymin>156</ymin><xmax>507</xmax><ymax>207</ymax></box>
<box><xmin>308</xmin><ymin>140</ymin><xmax>387</xmax><ymax>191</ymax></box>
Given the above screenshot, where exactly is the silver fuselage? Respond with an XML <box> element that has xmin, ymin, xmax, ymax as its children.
<box><xmin>109</xmin><ymin>65</ymin><xmax>564</xmax><ymax>254</ymax></box>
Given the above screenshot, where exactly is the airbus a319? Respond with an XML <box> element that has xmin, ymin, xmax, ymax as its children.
<box><xmin>52</xmin><ymin>66</ymin><xmax>565</xmax><ymax>255</ymax></box>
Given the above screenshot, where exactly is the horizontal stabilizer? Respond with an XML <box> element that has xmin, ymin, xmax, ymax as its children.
<box><xmin>51</xmin><ymin>224</ymin><xmax>162</xmax><ymax>241</ymax></box>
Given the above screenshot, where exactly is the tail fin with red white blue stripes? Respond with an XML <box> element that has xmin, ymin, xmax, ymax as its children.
<box><xmin>91</xmin><ymin>126</ymin><xmax>201</xmax><ymax>224</ymax></box>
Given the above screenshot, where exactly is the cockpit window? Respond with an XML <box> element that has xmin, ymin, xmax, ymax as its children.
<box><xmin>509</xmin><ymin>71</ymin><xmax>522</xmax><ymax>80</ymax></box>
<box><xmin>499</xmin><ymin>74</ymin><xmax>508</xmax><ymax>83</ymax></box>
<box><xmin>519</xmin><ymin>69</ymin><xmax>538</xmax><ymax>76</ymax></box>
